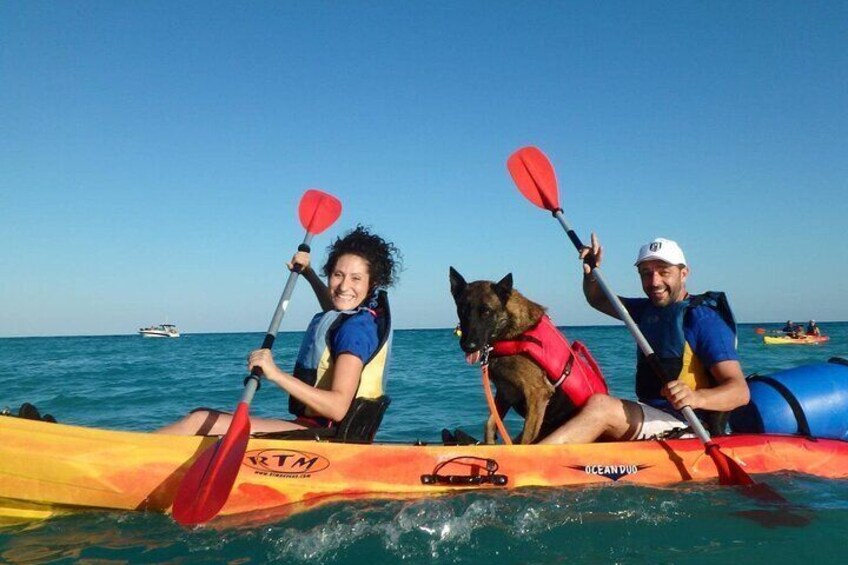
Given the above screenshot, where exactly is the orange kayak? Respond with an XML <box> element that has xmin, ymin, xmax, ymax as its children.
<box><xmin>2</xmin><ymin>415</ymin><xmax>848</xmax><ymax>526</ymax></box>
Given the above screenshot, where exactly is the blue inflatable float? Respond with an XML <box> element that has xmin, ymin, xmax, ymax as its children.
<box><xmin>729</xmin><ymin>357</ymin><xmax>848</xmax><ymax>440</ymax></box>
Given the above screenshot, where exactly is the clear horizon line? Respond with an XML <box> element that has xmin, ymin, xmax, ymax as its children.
<box><xmin>2</xmin><ymin>320</ymin><xmax>845</xmax><ymax>340</ymax></box>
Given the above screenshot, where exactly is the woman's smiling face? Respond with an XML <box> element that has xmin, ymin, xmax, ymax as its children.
<box><xmin>328</xmin><ymin>253</ymin><xmax>371</xmax><ymax>311</ymax></box>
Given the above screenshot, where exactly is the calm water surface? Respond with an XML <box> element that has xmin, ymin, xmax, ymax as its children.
<box><xmin>1</xmin><ymin>323</ymin><xmax>847</xmax><ymax>563</ymax></box>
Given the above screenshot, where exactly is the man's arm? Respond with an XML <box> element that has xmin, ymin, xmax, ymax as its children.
<box><xmin>583</xmin><ymin>273</ymin><xmax>620</xmax><ymax>319</ymax></box>
<box><xmin>579</xmin><ymin>232</ymin><xmax>622</xmax><ymax>319</ymax></box>
<box><xmin>666</xmin><ymin>308</ymin><xmax>750</xmax><ymax>411</ymax></box>
<box><xmin>692</xmin><ymin>360</ymin><xmax>749</xmax><ymax>411</ymax></box>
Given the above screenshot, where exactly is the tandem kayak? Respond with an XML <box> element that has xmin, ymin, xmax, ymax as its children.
<box><xmin>2</xmin><ymin>415</ymin><xmax>848</xmax><ymax>526</ymax></box>
<box><xmin>763</xmin><ymin>335</ymin><xmax>830</xmax><ymax>345</ymax></box>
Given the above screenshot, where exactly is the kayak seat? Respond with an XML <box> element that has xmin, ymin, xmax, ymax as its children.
<box><xmin>257</xmin><ymin>395</ymin><xmax>391</xmax><ymax>443</ymax></box>
<box><xmin>441</xmin><ymin>428</ymin><xmax>480</xmax><ymax>445</ymax></box>
<box><xmin>334</xmin><ymin>394</ymin><xmax>391</xmax><ymax>443</ymax></box>
<box><xmin>7</xmin><ymin>402</ymin><xmax>57</xmax><ymax>423</ymax></box>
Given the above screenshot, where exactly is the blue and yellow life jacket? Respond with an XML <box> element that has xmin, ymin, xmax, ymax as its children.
<box><xmin>289</xmin><ymin>290</ymin><xmax>392</xmax><ymax>420</ymax></box>
<box><xmin>634</xmin><ymin>291</ymin><xmax>737</xmax><ymax>404</ymax></box>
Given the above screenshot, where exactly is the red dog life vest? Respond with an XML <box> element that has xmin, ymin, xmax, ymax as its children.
<box><xmin>490</xmin><ymin>315</ymin><xmax>608</xmax><ymax>407</ymax></box>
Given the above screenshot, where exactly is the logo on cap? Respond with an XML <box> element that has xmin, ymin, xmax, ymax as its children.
<box><xmin>649</xmin><ymin>242</ymin><xmax>662</xmax><ymax>252</ymax></box>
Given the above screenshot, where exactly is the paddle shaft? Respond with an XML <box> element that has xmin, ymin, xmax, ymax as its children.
<box><xmin>241</xmin><ymin>233</ymin><xmax>314</xmax><ymax>405</ymax></box>
<box><xmin>551</xmin><ymin>209</ymin><xmax>713</xmax><ymax>445</ymax></box>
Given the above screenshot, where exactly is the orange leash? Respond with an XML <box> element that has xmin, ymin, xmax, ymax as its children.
<box><xmin>481</xmin><ymin>360</ymin><xmax>512</xmax><ymax>445</ymax></box>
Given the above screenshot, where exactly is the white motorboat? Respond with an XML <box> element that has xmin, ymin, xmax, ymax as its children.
<box><xmin>138</xmin><ymin>324</ymin><xmax>180</xmax><ymax>338</ymax></box>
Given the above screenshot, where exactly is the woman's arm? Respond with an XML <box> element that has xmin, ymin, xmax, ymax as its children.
<box><xmin>302</xmin><ymin>266</ymin><xmax>333</xmax><ymax>311</ymax></box>
<box><xmin>289</xmin><ymin>251</ymin><xmax>334</xmax><ymax>311</ymax></box>
<box><xmin>249</xmin><ymin>349</ymin><xmax>360</xmax><ymax>422</ymax></box>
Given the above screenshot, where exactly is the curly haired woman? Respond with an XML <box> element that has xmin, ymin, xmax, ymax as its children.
<box><xmin>157</xmin><ymin>225</ymin><xmax>401</xmax><ymax>435</ymax></box>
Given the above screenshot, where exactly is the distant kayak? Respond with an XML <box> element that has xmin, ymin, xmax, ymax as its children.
<box><xmin>763</xmin><ymin>334</ymin><xmax>830</xmax><ymax>345</ymax></box>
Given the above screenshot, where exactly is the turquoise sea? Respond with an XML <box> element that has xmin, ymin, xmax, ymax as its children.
<box><xmin>1</xmin><ymin>322</ymin><xmax>847</xmax><ymax>563</ymax></box>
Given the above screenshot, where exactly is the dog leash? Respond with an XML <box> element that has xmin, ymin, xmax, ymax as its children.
<box><xmin>480</xmin><ymin>346</ymin><xmax>513</xmax><ymax>445</ymax></box>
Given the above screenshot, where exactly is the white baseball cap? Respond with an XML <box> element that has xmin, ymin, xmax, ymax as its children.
<box><xmin>635</xmin><ymin>238</ymin><xmax>687</xmax><ymax>267</ymax></box>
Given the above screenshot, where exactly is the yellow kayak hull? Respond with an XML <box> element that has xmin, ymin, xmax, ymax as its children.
<box><xmin>763</xmin><ymin>335</ymin><xmax>830</xmax><ymax>345</ymax></box>
<box><xmin>3</xmin><ymin>415</ymin><xmax>848</xmax><ymax>526</ymax></box>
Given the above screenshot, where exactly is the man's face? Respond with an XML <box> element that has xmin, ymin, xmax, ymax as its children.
<box><xmin>637</xmin><ymin>260</ymin><xmax>688</xmax><ymax>307</ymax></box>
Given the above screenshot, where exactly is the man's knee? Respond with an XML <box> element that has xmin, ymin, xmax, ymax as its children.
<box><xmin>582</xmin><ymin>393</ymin><xmax>617</xmax><ymax>414</ymax></box>
<box><xmin>581</xmin><ymin>394</ymin><xmax>638</xmax><ymax>438</ymax></box>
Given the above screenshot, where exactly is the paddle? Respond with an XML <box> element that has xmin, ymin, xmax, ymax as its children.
<box><xmin>755</xmin><ymin>328</ymin><xmax>793</xmax><ymax>335</ymax></box>
<box><xmin>172</xmin><ymin>189</ymin><xmax>342</xmax><ymax>526</ymax></box>
<box><xmin>506</xmin><ymin>146</ymin><xmax>756</xmax><ymax>488</ymax></box>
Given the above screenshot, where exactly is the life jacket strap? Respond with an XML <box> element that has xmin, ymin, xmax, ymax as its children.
<box><xmin>551</xmin><ymin>353</ymin><xmax>576</xmax><ymax>389</ymax></box>
<box><xmin>480</xmin><ymin>356</ymin><xmax>512</xmax><ymax>445</ymax></box>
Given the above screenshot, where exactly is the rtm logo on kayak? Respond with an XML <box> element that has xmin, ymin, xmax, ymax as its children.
<box><xmin>244</xmin><ymin>449</ymin><xmax>330</xmax><ymax>477</ymax></box>
<box><xmin>566</xmin><ymin>464</ymin><xmax>651</xmax><ymax>482</ymax></box>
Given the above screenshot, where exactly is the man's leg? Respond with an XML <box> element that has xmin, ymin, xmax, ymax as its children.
<box><xmin>538</xmin><ymin>394</ymin><xmax>643</xmax><ymax>444</ymax></box>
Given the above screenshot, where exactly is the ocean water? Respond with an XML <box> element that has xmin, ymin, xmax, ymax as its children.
<box><xmin>1</xmin><ymin>322</ymin><xmax>847</xmax><ymax>563</ymax></box>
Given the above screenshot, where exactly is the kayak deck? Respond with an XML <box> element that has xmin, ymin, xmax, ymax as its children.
<box><xmin>2</xmin><ymin>415</ymin><xmax>848</xmax><ymax>526</ymax></box>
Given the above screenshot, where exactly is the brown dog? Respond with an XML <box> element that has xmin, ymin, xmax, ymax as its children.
<box><xmin>450</xmin><ymin>267</ymin><xmax>581</xmax><ymax>444</ymax></box>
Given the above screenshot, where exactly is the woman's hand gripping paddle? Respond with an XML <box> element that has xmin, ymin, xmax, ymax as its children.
<box><xmin>506</xmin><ymin>146</ymin><xmax>758</xmax><ymax>489</ymax></box>
<box><xmin>172</xmin><ymin>189</ymin><xmax>342</xmax><ymax>526</ymax></box>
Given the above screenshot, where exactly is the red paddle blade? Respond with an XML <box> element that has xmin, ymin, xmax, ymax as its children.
<box><xmin>172</xmin><ymin>402</ymin><xmax>252</xmax><ymax>525</ymax></box>
<box><xmin>705</xmin><ymin>442</ymin><xmax>755</xmax><ymax>486</ymax></box>
<box><xmin>755</xmin><ymin>328</ymin><xmax>766</xmax><ymax>335</ymax></box>
<box><xmin>507</xmin><ymin>146</ymin><xmax>560</xmax><ymax>211</ymax></box>
<box><xmin>705</xmin><ymin>443</ymin><xmax>812</xmax><ymax>527</ymax></box>
<box><xmin>299</xmin><ymin>189</ymin><xmax>342</xmax><ymax>235</ymax></box>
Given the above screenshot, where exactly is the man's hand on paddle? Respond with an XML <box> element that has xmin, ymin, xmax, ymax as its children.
<box><xmin>580</xmin><ymin>233</ymin><xmax>617</xmax><ymax>317</ymax></box>
<box><xmin>579</xmin><ymin>232</ymin><xmax>603</xmax><ymax>274</ymax></box>
<box><xmin>662</xmin><ymin>380</ymin><xmax>700</xmax><ymax>411</ymax></box>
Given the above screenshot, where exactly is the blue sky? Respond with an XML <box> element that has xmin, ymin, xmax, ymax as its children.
<box><xmin>2</xmin><ymin>1</ymin><xmax>846</xmax><ymax>337</ymax></box>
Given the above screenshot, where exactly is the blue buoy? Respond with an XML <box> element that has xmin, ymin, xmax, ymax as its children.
<box><xmin>729</xmin><ymin>358</ymin><xmax>848</xmax><ymax>440</ymax></box>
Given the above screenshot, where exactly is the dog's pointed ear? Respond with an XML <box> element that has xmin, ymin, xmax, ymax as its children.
<box><xmin>494</xmin><ymin>273</ymin><xmax>513</xmax><ymax>304</ymax></box>
<box><xmin>449</xmin><ymin>267</ymin><xmax>467</xmax><ymax>299</ymax></box>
